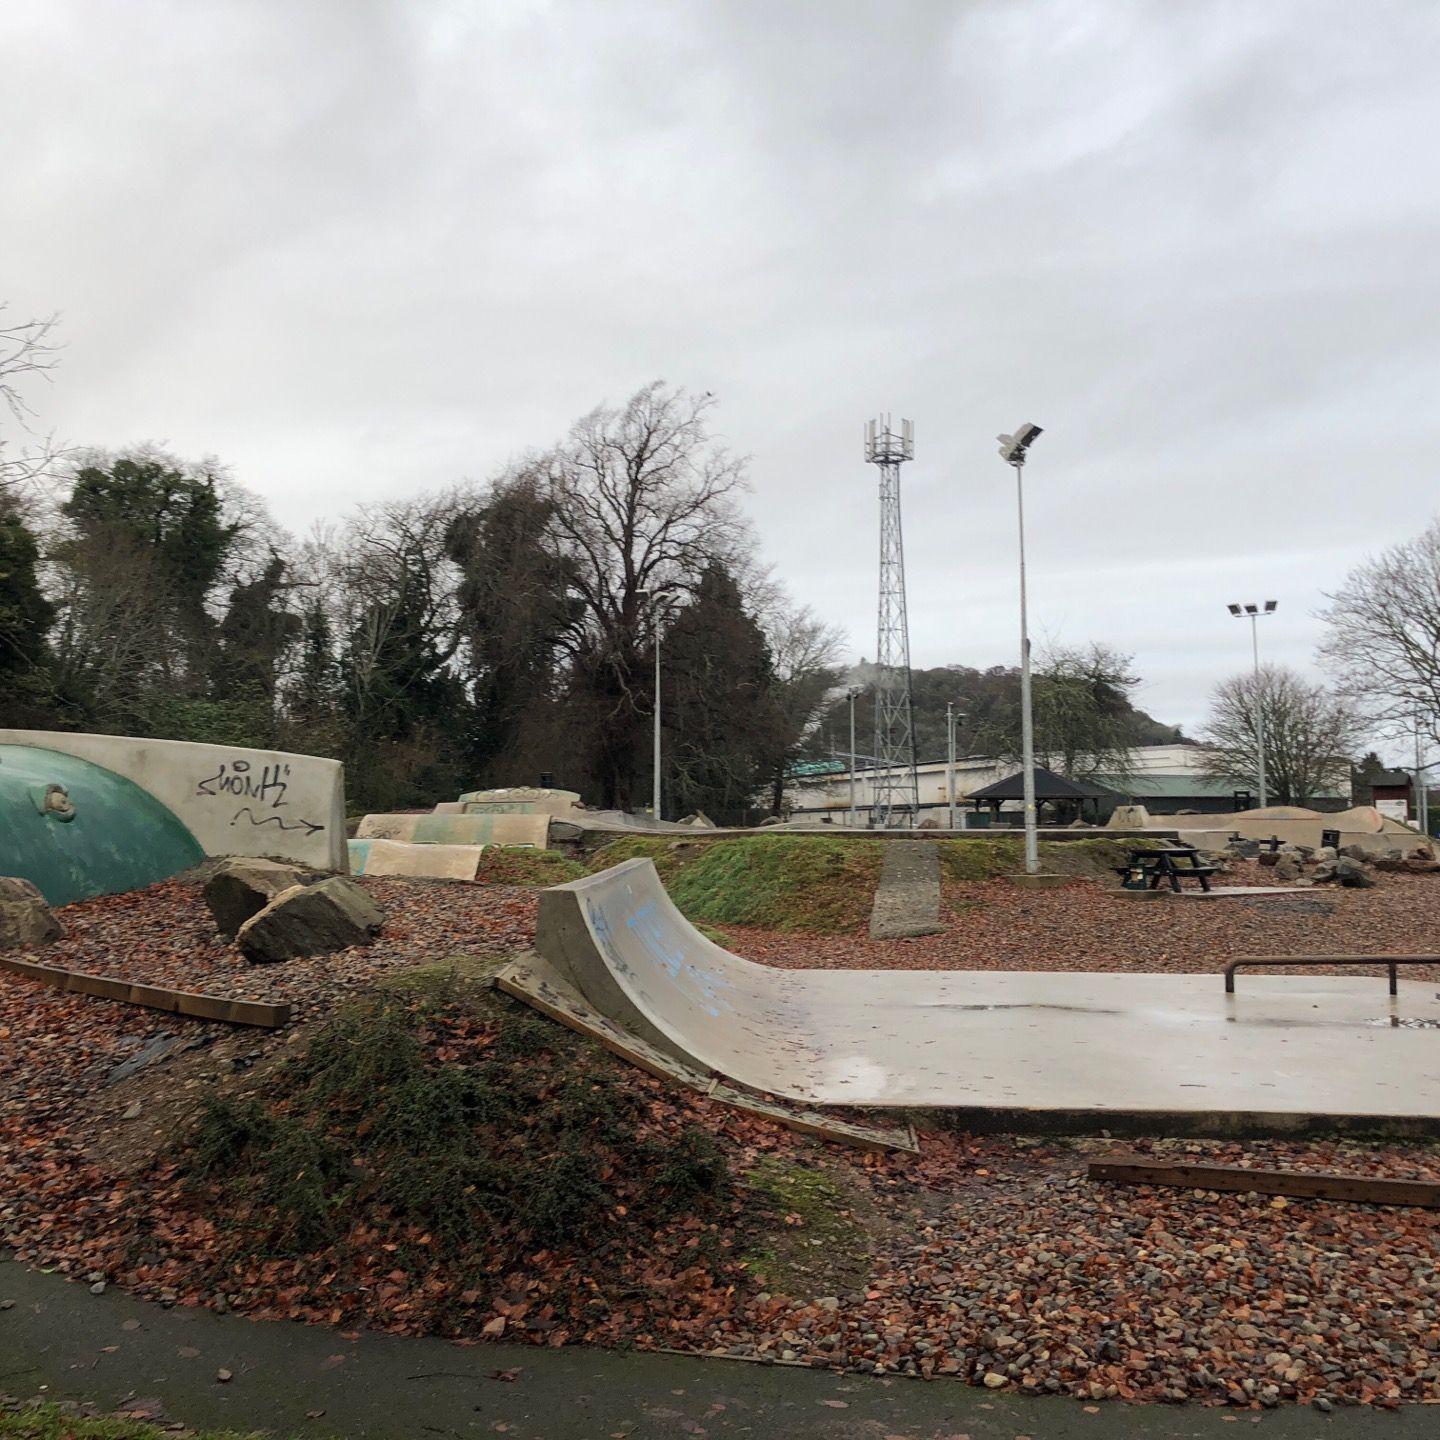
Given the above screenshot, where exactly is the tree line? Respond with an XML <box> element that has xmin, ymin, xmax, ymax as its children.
<box><xmin>1</xmin><ymin>368</ymin><xmax>844</xmax><ymax>821</ymax></box>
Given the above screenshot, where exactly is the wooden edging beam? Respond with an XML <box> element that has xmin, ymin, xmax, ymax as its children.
<box><xmin>0</xmin><ymin>953</ymin><xmax>291</xmax><ymax>1029</ymax></box>
<box><xmin>1089</xmin><ymin>1153</ymin><xmax>1440</xmax><ymax>1209</ymax></box>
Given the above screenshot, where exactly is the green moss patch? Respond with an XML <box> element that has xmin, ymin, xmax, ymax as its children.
<box><xmin>0</xmin><ymin>1409</ymin><xmax>257</xmax><ymax>1440</ymax></box>
<box><xmin>741</xmin><ymin>1156</ymin><xmax>873</xmax><ymax>1297</ymax></box>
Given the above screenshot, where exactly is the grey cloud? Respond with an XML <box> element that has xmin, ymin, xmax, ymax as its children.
<box><xmin>3</xmin><ymin>0</ymin><xmax>1437</xmax><ymax>737</ymax></box>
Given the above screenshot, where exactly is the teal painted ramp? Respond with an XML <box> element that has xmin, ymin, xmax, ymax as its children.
<box><xmin>0</xmin><ymin>744</ymin><xmax>205</xmax><ymax>906</ymax></box>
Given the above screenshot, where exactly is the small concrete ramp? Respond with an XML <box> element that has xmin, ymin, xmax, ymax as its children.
<box><xmin>533</xmin><ymin>858</ymin><xmax>1440</xmax><ymax>1128</ymax></box>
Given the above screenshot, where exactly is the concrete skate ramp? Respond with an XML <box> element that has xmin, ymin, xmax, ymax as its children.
<box><xmin>536</xmin><ymin>859</ymin><xmax>1440</xmax><ymax>1125</ymax></box>
<box><xmin>355</xmin><ymin>813</ymin><xmax>549</xmax><ymax>847</ymax></box>
<box><xmin>347</xmin><ymin>838</ymin><xmax>484</xmax><ymax>880</ymax></box>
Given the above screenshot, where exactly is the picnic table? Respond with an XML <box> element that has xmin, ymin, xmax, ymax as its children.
<box><xmin>1116</xmin><ymin>845</ymin><xmax>1217</xmax><ymax>893</ymax></box>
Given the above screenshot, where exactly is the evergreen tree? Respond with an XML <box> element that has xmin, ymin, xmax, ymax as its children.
<box><xmin>0</xmin><ymin>496</ymin><xmax>57</xmax><ymax>725</ymax></box>
<box><xmin>659</xmin><ymin>563</ymin><xmax>784</xmax><ymax>823</ymax></box>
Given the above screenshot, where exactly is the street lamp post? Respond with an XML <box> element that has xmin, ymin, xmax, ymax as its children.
<box><xmin>997</xmin><ymin>423</ymin><xmax>1044</xmax><ymax>874</ymax></box>
<box><xmin>946</xmin><ymin>702</ymin><xmax>965</xmax><ymax>831</ymax></box>
<box><xmin>846</xmin><ymin>685</ymin><xmax>862</xmax><ymax>825</ymax></box>
<box><xmin>639</xmin><ymin>586</ymin><xmax>677</xmax><ymax>822</ymax></box>
<box><xmin>1226</xmin><ymin>600</ymin><xmax>1277</xmax><ymax>808</ymax></box>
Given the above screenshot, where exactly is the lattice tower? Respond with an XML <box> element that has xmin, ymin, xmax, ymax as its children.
<box><xmin>864</xmin><ymin>415</ymin><xmax>919</xmax><ymax>825</ymax></box>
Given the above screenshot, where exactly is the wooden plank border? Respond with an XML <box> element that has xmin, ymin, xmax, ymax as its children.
<box><xmin>0</xmin><ymin>953</ymin><xmax>291</xmax><ymax>1029</ymax></box>
<box><xmin>1089</xmin><ymin>1153</ymin><xmax>1440</xmax><ymax>1209</ymax></box>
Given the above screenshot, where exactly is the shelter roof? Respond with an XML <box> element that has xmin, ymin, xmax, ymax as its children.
<box><xmin>967</xmin><ymin>766</ymin><xmax>1117</xmax><ymax>802</ymax></box>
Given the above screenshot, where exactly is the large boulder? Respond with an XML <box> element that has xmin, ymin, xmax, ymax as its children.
<box><xmin>236</xmin><ymin>877</ymin><xmax>383</xmax><ymax>964</ymax></box>
<box><xmin>1274</xmin><ymin>854</ymin><xmax>1302</xmax><ymax>883</ymax></box>
<box><xmin>203</xmin><ymin>858</ymin><xmax>314</xmax><ymax>940</ymax></box>
<box><xmin>0</xmin><ymin>877</ymin><xmax>63</xmax><ymax>949</ymax></box>
<box><xmin>1335</xmin><ymin>855</ymin><xmax>1376</xmax><ymax>889</ymax></box>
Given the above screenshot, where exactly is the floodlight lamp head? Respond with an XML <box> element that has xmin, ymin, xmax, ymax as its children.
<box><xmin>1227</xmin><ymin>603</ymin><xmax>1243</xmax><ymax>617</ymax></box>
<box><xmin>997</xmin><ymin>421</ymin><xmax>1043</xmax><ymax>466</ymax></box>
<box><xmin>1264</xmin><ymin>599</ymin><xmax>1278</xmax><ymax>613</ymax></box>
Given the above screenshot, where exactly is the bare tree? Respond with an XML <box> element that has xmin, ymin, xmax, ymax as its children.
<box><xmin>540</xmin><ymin>382</ymin><xmax>752</xmax><ymax>806</ymax></box>
<box><xmin>1318</xmin><ymin>516</ymin><xmax>1440</xmax><ymax>749</ymax></box>
<box><xmin>973</xmin><ymin>642</ymin><xmax>1141</xmax><ymax>782</ymax></box>
<box><xmin>1200</xmin><ymin>664</ymin><xmax>1363</xmax><ymax>806</ymax></box>
<box><xmin>1</xmin><ymin>306</ymin><xmax>66</xmax><ymax>496</ymax></box>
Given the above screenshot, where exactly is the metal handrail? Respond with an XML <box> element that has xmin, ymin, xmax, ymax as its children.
<box><xmin>1224</xmin><ymin>954</ymin><xmax>1440</xmax><ymax>997</ymax></box>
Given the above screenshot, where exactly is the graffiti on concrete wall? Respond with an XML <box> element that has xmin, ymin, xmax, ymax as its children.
<box><xmin>193</xmin><ymin>758</ymin><xmax>324</xmax><ymax>837</ymax></box>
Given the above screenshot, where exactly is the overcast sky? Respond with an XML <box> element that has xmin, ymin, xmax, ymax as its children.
<box><xmin>4</xmin><ymin>0</ymin><xmax>1438</xmax><ymax>737</ymax></box>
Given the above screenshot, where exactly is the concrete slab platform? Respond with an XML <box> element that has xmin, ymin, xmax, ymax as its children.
<box><xmin>534</xmin><ymin>859</ymin><xmax>1440</xmax><ymax>1134</ymax></box>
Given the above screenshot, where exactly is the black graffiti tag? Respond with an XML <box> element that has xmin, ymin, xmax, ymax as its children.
<box><xmin>230</xmin><ymin>806</ymin><xmax>323</xmax><ymax>837</ymax></box>
<box><xmin>196</xmin><ymin>759</ymin><xmax>291</xmax><ymax>809</ymax></box>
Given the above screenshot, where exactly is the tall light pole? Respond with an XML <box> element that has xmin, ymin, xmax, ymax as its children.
<box><xmin>998</xmin><ymin>423</ymin><xmax>1044</xmax><ymax>873</ymax></box>
<box><xmin>846</xmin><ymin>685</ymin><xmax>862</xmax><ymax>825</ymax></box>
<box><xmin>1415</xmin><ymin>713</ymin><xmax>1433</xmax><ymax>839</ymax></box>
<box><xmin>1226</xmin><ymin>600</ymin><xmax>1277</xmax><ymax>808</ymax></box>
<box><xmin>946</xmin><ymin>702</ymin><xmax>965</xmax><ymax>830</ymax></box>
<box><xmin>639</xmin><ymin>586</ymin><xmax>677</xmax><ymax>822</ymax></box>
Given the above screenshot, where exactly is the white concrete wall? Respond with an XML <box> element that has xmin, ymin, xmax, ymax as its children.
<box><xmin>0</xmin><ymin>730</ymin><xmax>347</xmax><ymax>871</ymax></box>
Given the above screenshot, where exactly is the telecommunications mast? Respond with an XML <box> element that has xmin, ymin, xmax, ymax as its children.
<box><xmin>864</xmin><ymin>414</ymin><xmax>919</xmax><ymax>826</ymax></box>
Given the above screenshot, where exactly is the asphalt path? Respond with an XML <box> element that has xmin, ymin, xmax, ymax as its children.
<box><xmin>2</xmin><ymin>1255</ymin><xmax>1428</xmax><ymax>1439</ymax></box>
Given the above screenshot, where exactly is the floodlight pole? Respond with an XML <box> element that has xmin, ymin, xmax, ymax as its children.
<box><xmin>946</xmin><ymin>701</ymin><xmax>958</xmax><ymax>831</ymax></box>
<box><xmin>847</xmin><ymin>686</ymin><xmax>861</xmax><ymax>825</ymax></box>
<box><xmin>1416</xmin><ymin>721</ymin><xmax>1432</xmax><ymax>838</ymax></box>
<box><xmin>1228</xmin><ymin>601</ymin><xmax>1276</xmax><ymax>808</ymax></box>
<box><xmin>998</xmin><ymin>424</ymin><xmax>1043</xmax><ymax>874</ymax></box>
<box><xmin>1249</xmin><ymin>612</ymin><xmax>1266</xmax><ymax>809</ymax></box>
<box><xmin>640</xmin><ymin>586</ymin><xmax>676</xmax><ymax>822</ymax></box>
<box><xmin>1014</xmin><ymin>457</ymin><xmax>1039</xmax><ymax>872</ymax></box>
<box><xmin>653</xmin><ymin>627</ymin><xmax>663</xmax><ymax>822</ymax></box>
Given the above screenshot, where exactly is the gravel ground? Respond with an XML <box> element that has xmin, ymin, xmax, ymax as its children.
<box><xmin>5</xmin><ymin>868</ymin><xmax>1440</xmax><ymax>1410</ymax></box>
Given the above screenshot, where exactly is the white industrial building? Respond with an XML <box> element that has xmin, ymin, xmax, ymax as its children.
<box><xmin>783</xmin><ymin>743</ymin><xmax>1314</xmax><ymax>825</ymax></box>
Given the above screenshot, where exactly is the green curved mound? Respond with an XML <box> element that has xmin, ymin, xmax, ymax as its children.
<box><xmin>0</xmin><ymin>743</ymin><xmax>204</xmax><ymax>906</ymax></box>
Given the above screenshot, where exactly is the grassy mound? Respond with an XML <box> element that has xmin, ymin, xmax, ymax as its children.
<box><xmin>473</xmin><ymin>848</ymin><xmax>587</xmax><ymax>886</ymax></box>
<box><xmin>940</xmin><ymin>835</ymin><xmax>1140</xmax><ymax>882</ymax></box>
<box><xmin>175</xmin><ymin>978</ymin><xmax>743</xmax><ymax>1338</ymax></box>
<box><xmin>587</xmin><ymin>835</ymin><xmax>883</xmax><ymax>934</ymax></box>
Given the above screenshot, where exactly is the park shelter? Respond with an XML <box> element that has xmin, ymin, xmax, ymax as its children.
<box><xmin>967</xmin><ymin>766</ymin><xmax>1116</xmax><ymax>825</ymax></box>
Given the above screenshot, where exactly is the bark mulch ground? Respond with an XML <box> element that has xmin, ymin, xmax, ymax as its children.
<box><xmin>4</xmin><ymin>867</ymin><xmax>1440</xmax><ymax>1411</ymax></box>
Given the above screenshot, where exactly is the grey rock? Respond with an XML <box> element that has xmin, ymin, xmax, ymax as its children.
<box><xmin>0</xmin><ymin>876</ymin><xmax>62</xmax><ymax>949</ymax></box>
<box><xmin>1274</xmin><ymin>855</ymin><xmax>1302</xmax><ymax>882</ymax></box>
<box><xmin>203</xmin><ymin>857</ymin><xmax>316</xmax><ymax>940</ymax></box>
<box><xmin>236</xmin><ymin>876</ymin><xmax>383</xmax><ymax>964</ymax></box>
<box><xmin>1336</xmin><ymin>855</ymin><xmax>1376</xmax><ymax>889</ymax></box>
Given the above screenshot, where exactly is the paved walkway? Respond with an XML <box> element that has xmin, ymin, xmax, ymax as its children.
<box><xmin>868</xmin><ymin>840</ymin><xmax>944</xmax><ymax>939</ymax></box>
<box><xmin>3</xmin><ymin>1255</ymin><xmax>1433</xmax><ymax>1438</ymax></box>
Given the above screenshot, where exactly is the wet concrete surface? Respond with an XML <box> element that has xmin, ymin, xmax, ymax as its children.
<box><xmin>540</xmin><ymin>858</ymin><xmax>1440</xmax><ymax>1128</ymax></box>
<box><xmin>3</xmin><ymin>1254</ymin><xmax>1436</xmax><ymax>1438</ymax></box>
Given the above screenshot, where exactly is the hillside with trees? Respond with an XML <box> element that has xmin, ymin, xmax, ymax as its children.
<box><xmin>814</xmin><ymin>649</ymin><xmax>1185</xmax><ymax>779</ymax></box>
